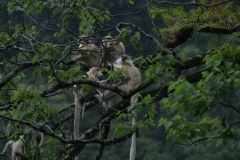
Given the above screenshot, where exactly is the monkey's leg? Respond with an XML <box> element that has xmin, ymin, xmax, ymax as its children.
<box><xmin>95</xmin><ymin>84</ymin><xmax>128</xmax><ymax>102</ymax></box>
<box><xmin>71</xmin><ymin>54</ymin><xmax>82</xmax><ymax>61</ymax></box>
<box><xmin>2</xmin><ymin>140</ymin><xmax>13</xmax><ymax>153</ymax></box>
<box><xmin>98</xmin><ymin>80</ymin><xmax>108</xmax><ymax>84</ymax></box>
<box><xmin>129</xmin><ymin>95</ymin><xmax>138</xmax><ymax>160</ymax></box>
<box><xmin>95</xmin><ymin>90</ymin><xmax>117</xmax><ymax>102</ymax></box>
<box><xmin>12</xmin><ymin>140</ymin><xmax>23</xmax><ymax>160</ymax></box>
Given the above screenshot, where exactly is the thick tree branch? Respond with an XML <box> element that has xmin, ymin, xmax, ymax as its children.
<box><xmin>152</xmin><ymin>0</ymin><xmax>232</xmax><ymax>8</ymax></box>
<box><xmin>166</xmin><ymin>25</ymin><xmax>240</xmax><ymax>49</ymax></box>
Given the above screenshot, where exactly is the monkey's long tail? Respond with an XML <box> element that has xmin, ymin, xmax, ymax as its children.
<box><xmin>129</xmin><ymin>95</ymin><xmax>138</xmax><ymax>160</ymax></box>
<box><xmin>74</xmin><ymin>95</ymin><xmax>81</xmax><ymax>160</ymax></box>
<box><xmin>130</xmin><ymin>109</ymin><xmax>137</xmax><ymax>160</ymax></box>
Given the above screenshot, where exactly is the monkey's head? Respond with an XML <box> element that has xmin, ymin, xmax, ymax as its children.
<box><xmin>79</xmin><ymin>40</ymin><xmax>92</xmax><ymax>48</ymax></box>
<box><xmin>79</xmin><ymin>41</ymin><xmax>87</xmax><ymax>48</ymax></box>
<box><xmin>116</xmin><ymin>55</ymin><xmax>132</xmax><ymax>65</ymax></box>
<box><xmin>102</xmin><ymin>36</ymin><xmax>117</xmax><ymax>48</ymax></box>
<box><xmin>88</xmin><ymin>67</ymin><xmax>103</xmax><ymax>77</ymax></box>
<box><xmin>79</xmin><ymin>35</ymin><xmax>93</xmax><ymax>49</ymax></box>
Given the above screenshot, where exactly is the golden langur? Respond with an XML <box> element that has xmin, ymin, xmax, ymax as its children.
<box><xmin>73</xmin><ymin>67</ymin><xmax>103</xmax><ymax>160</ymax></box>
<box><xmin>95</xmin><ymin>55</ymin><xmax>141</xmax><ymax>160</ymax></box>
<box><xmin>2</xmin><ymin>132</ymin><xmax>44</xmax><ymax>160</ymax></box>
<box><xmin>95</xmin><ymin>55</ymin><xmax>141</xmax><ymax>100</ymax></box>
<box><xmin>71</xmin><ymin>37</ymin><xmax>101</xmax><ymax>67</ymax></box>
<box><xmin>102</xmin><ymin>36</ymin><xmax>125</xmax><ymax>67</ymax></box>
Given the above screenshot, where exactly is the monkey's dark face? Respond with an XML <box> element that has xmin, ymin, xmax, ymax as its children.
<box><xmin>121</xmin><ymin>55</ymin><xmax>131</xmax><ymax>62</ymax></box>
<box><xmin>115</xmin><ymin>55</ymin><xmax>132</xmax><ymax>66</ymax></box>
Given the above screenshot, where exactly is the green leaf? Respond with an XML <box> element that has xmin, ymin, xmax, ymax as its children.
<box><xmin>213</xmin><ymin>60</ymin><xmax>221</xmax><ymax>67</ymax></box>
<box><xmin>159</xmin><ymin>117</ymin><xmax>167</xmax><ymax>125</ymax></box>
<box><xmin>216</xmin><ymin>138</ymin><xmax>223</xmax><ymax>148</ymax></box>
<box><xmin>115</xmin><ymin>124</ymin><xmax>124</xmax><ymax>136</ymax></box>
<box><xmin>224</xmin><ymin>61</ymin><xmax>232</xmax><ymax>69</ymax></box>
<box><xmin>0</xmin><ymin>94</ymin><xmax>6</xmax><ymax>101</ymax></box>
<box><xmin>46</xmin><ymin>0</ymin><xmax>55</xmax><ymax>9</ymax></box>
<box><xmin>233</xmin><ymin>78</ymin><xmax>240</xmax><ymax>89</ymax></box>
<box><xmin>165</xmin><ymin>121</ymin><xmax>173</xmax><ymax>130</ymax></box>
<box><xmin>174</xmin><ymin>5</ymin><xmax>184</xmax><ymax>12</ymax></box>
<box><xmin>127</xmin><ymin>0</ymin><xmax>134</xmax><ymax>4</ymax></box>
<box><xmin>104</xmin><ymin>14</ymin><xmax>110</xmax><ymax>21</ymax></box>
<box><xmin>133</xmin><ymin>41</ymin><xmax>142</xmax><ymax>50</ymax></box>
<box><xmin>44</xmin><ymin>53</ymin><xmax>53</xmax><ymax>60</ymax></box>
<box><xmin>148</xmin><ymin>109</ymin><xmax>154</xmax><ymax>119</ymax></box>
<box><xmin>82</xmin><ymin>85</ymin><xmax>91</xmax><ymax>95</ymax></box>
<box><xmin>32</xmin><ymin>55</ymin><xmax>40</xmax><ymax>64</ymax></box>
<box><xmin>143</xmin><ymin>94</ymin><xmax>152</xmax><ymax>105</ymax></box>
<box><xmin>131</xmin><ymin>32</ymin><xmax>142</xmax><ymax>50</ymax></box>
<box><xmin>27</xmin><ymin>5</ymin><xmax>35</xmax><ymax>14</ymax></box>
<box><xmin>174</xmin><ymin>82</ymin><xmax>184</xmax><ymax>96</ymax></box>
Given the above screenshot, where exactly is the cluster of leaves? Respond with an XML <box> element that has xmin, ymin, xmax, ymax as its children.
<box><xmin>0</xmin><ymin>0</ymin><xmax>155</xmax><ymax>159</ymax></box>
<box><xmin>1</xmin><ymin>0</ymin><xmax>240</xmax><ymax>160</ymax></box>
<box><xmin>160</xmin><ymin>43</ymin><xmax>240</xmax><ymax>149</ymax></box>
<box><xmin>151</xmin><ymin>1</ymin><xmax>240</xmax><ymax>42</ymax></box>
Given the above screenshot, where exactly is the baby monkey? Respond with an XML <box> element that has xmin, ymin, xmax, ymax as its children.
<box><xmin>73</xmin><ymin>67</ymin><xmax>103</xmax><ymax>160</ymax></box>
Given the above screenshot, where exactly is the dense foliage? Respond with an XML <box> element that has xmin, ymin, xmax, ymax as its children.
<box><xmin>0</xmin><ymin>0</ymin><xmax>240</xmax><ymax>159</ymax></box>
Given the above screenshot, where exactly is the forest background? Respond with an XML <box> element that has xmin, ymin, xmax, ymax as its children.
<box><xmin>0</xmin><ymin>0</ymin><xmax>240</xmax><ymax>160</ymax></box>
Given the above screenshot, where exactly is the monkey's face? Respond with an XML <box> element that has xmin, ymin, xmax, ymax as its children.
<box><xmin>116</xmin><ymin>55</ymin><xmax>132</xmax><ymax>65</ymax></box>
<box><xmin>79</xmin><ymin>36</ymin><xmax>92</xmax><ymax>48</ymax></box>
<box><xmin>79</xmin><ymin>43</ymin><xmax>85</xmax><ymax>49</ymax></box>
<box><xmin>121</xmin><ymin>55</ymin><xmax>132</xmax><ymax>62</ymax></box>
<box><xmin>79</xmin><ymin>40</ymin><xmax>90</xmax><ymax>48</ymax></box>
<box><xmin>96</xmin><ymin>68</ymin><xmax>103</xmax><ymax>77</ymax></box>
<box><xmin>89</xmin><ymin>67</ymin><xmax>103</xmax><ymax>77</ymax></box>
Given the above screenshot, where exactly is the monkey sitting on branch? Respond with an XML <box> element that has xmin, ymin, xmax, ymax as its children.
<box><xmin>73</xmin><ymin>67</ymin><xmax>105</xmax><ymax>160</ymax></box>
<box><xmin>95</xmin><ymin>55</ymin><xmax>141</xmax><ymax>160</ymax></box>
<box><xmin>95</xmin><ymin>55</ymin><xmax>141</xmax><ymax>100</ymax></box>
<box><xmin>2</xmin><ymin>132</ymin><xmax>44</xmax><ymax>160</ymax></box>
<box><xmin>71</xmin><ymin>36</ymin><xmax>101</xmax><ymax>67</ymax></box>
<box><xmin>101</xmin><ymin>36</ymin><xmax>125</xmax><ymax>67</ymax></box>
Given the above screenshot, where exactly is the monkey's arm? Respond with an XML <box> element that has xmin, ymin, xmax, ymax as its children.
<box><xmin>114</xmin><ymin>74</ymin><xmax>131</xmax><ymax>87</ymax></box>
<box><xmin>95</xmin><ymin>83</ymin><xmax>129</xmax><ymax>102</ymax></box>
<box><xmin>95</xmin><ymin>90</ymin><xmax>117</xmax><ymax>101</ymax></box>
<box><xmin>2</xmin><ymin>140</ymin><xmax>14</xmax><ymax>153</ymax></box>
<box><xmin>71</xmin><ymin>54</ymin><xmax>88</xmax><ymax>62</ymax></box>
<box><xmin>98</xmin><ymin>80</ymin><xmax>108</xmax><ymax>84</ymax></box>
